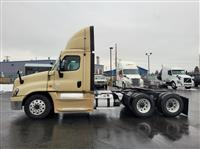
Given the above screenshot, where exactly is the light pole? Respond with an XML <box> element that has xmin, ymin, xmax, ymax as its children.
<box><xmin>110</xmin><ymin>47</ymin><xmax>114</xmax><ymax>86</ymax></box>
<box><xmin>145</xmin><ymin>52</ymin><xmax>152</xmax><ymax>75</ymax></box>
<box><xmin>115</xmin><ymin>43</ymin><xmax>118</xmax><ymax>80</ymax></box>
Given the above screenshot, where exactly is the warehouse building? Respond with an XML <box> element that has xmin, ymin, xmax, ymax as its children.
<box><xmin>0</xmin><ymin>59</ymin><xmax>55</xmax><ymax>82</ymax></box>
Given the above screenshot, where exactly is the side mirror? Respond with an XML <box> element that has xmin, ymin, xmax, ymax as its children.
<box><xmin>58</xmin><ymin>58</ymin><xmax>63</xmax><ymax>78</ymax></box>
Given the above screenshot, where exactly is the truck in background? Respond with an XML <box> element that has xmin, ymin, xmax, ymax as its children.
<box><xmin>158</xmin><ymin>66</ymin><xmax>193</xmax><ymax>89</ymax></box>
<box><xmin>115</xmin><ymin>61</ymin><xmax>144</xmax><ymax>88</ymax></box>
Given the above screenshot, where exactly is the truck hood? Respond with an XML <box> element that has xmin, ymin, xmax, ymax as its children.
<box><xmin>173</xmin><ymin>74</ymin><xmax>191</xmax><ymax>78</ymax></box>
<box><xmin>13</xmin><ymin>71</ymin><xmax>49</xmax><ymax>95</ymax></box>
<box><xmin>15</xmin><ymin>71</ymin><xmax>48</xmax><ymax>85</ymax></box>
<box><xmin>125</xmin><ymin>74</ymin><xmax>141</xmax><ymax>79</ymax></box>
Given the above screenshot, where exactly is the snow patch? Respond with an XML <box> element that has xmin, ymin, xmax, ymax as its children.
<box><xmin>0</xmin><ymin>84</ymin><xmax>13</xmax><ymax>92</ymax></box>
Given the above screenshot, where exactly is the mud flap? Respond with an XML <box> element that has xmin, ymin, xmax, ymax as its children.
<box><xmin>180</xmin><ymin>96</ymin><xmax>189</xmax><ymax>116</ymax></box>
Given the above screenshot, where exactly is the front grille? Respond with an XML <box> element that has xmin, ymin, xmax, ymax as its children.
<box><xmin>131</xmin><ymin>78</ymin><xmax>140</xmax><ymax>86</ymax></box>
<box><xmin>184</xmin><ymin>78</ymin><xmax>192</xmax><ymax>83</ymax></box>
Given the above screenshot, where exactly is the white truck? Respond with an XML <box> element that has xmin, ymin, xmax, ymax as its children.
<box><xmin>115</xmin><ymin>61</ymin><xmax>144</xmax><ymax>88</ymax></box>
<box><xmin>160</xmin><ymin>66</ymin><xmax>192</xmax><ymax>89</ymax></box>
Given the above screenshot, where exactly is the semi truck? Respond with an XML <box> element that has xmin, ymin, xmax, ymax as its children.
<box><xmin>11</xmin><ymin>26</ymin><xmax>189</xmax><ymax>119</ymax></box>
<box><xmin>115</xmin><ymin>61</ymin><xmax>144</xmax><ymax>88</ymax></box>
<box><xmin>158</xmin><ymin>66</ymin><xmax>193</xmax><ymax>89</ymax></box>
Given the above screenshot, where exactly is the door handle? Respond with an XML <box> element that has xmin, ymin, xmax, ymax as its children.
<box><xmin>77</xmin><ymin>81</ymin><xmax>81</xmax><ymax>88</ymax></box>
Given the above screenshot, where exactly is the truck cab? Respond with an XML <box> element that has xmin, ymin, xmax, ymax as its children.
<box><xmin>11</xmin><ymin>26</ymin><xmax>95</xmax><ymax>118</ymax></box>
<box><xmin>161</xmin><ymin>66</ymin><xmax>192</xmax><ymax>89</ymax></box>
<box><xmin>116</xmin><ymin>61</ymin><xmax>144</xmax><ymax>88</ymax></box>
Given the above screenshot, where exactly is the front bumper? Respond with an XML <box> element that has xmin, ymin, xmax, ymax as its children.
<box><xmin>10</xmin><ymin>96</ymin><xmax>24</xmax><ymax>110</ymax></box>
<box><xmin>11</xmin><ymin>101</ymin><xmax>22</xmax><ymax>110</ymax></box>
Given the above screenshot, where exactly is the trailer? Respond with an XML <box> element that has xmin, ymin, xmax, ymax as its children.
<box><xmin>10</xmin><ymin>26</ymin><xmax>189</xmax><ymax>119</ymax></box>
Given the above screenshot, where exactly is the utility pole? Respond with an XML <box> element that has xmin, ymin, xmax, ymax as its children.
<box><xmin>199</xmin><ymin>53</ymin><xmax>200</xmax><ymax>70</ymax></box>
<box><xmin>115</xmin><ymin>43</ymin><xmax>118</xmax><ymax>80</ymax></box>
<box><xmin>110</xmin><ymin>47</ymin><xmax>113</xmax><ymax>86</ymax></box>
<box><xmin>145</xmin><ymin>52</ymin><xmax>152</xmax><ymax>75</ymax></box>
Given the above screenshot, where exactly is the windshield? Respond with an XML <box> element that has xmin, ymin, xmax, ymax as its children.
<box><xmin>171</xmin><ymin>70</ymin><xmax>185</xmax><ymax>75</ymax></box>
<box><xmin>123</xmin><ymin>69</ymin><xmax>139</xmax><ymax>75</ymax></box>
<box><xmin>95</xmin><ymin>75</ymin><xmax>106</xmax><ymax>80</ymax></box>
<box><xmin>51</xmin><ymin>59</ymin><xmax>59</xmax><ymax>70</ymax></box>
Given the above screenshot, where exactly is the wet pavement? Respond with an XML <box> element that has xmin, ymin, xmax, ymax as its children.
<box><xmin>0</xmin><ymin>89</ymin><xmax>200</xmax><ymax>149</ymax></box>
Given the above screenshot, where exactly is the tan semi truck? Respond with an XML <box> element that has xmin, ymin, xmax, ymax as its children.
<box><xmin>11</xmin><ymin>26</ymin><xmax>189</xmax><ymax>119</ymax></box>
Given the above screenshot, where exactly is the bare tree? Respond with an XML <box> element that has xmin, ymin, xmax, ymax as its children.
<box><xmin>194</xmin><ymin>66</ymin><xmax>200</xmax><ymax>74</ymax></box>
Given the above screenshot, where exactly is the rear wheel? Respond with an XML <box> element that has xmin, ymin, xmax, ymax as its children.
<box><xmin>131</xmin><ymin>93</ymin><xmax>155</xmax><ymax>117</ymax></box>
<box><xmin>160</xmin><ymin>93</ymin><xmax>184</xmax><ymax>117</ymax></box>
<box><xmin>24</xmin><ymin>94</ymin><xmax>52</xmax><ymax>119</ymax></box>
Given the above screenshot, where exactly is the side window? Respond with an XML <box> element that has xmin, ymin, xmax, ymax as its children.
<box><xmin>60</xmin><ymin>56</ymin><xmax>80</xmax><ymax>71</ymax></box>
<box><xmin>168</xmin><ymin>70</ymin><xmax>172</xmax><ymax>75</ymax></box>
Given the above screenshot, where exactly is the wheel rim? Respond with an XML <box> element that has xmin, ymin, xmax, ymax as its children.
<box><xmin>136</xmin><ymin>98</ymin><xmax>151</xmax><ymax>113</ymax></box>
<box><xmin>29</xmin><ymin>99</ymin><xmax>46</xmax><ymax>115</ymax></box>
<box><xmin>166</xmin><ymin>98</ymin><xmax>180</xmax><ymax>113</ymax></box>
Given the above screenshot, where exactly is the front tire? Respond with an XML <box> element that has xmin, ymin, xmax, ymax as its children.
<box><xmin>171</xmin><ymin>81</ymin><xmax>177</xmax><ymax>90</ymax></box>
<box><xmin>24</xmin><ymin>94</ymin><xmax>52</xmax><ymax>119</ymax></box>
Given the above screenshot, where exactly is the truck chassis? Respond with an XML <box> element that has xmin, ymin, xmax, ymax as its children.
<box><xmin>95</xmin><ymin>87</ymin><xmax>188</xmax><ymax>118</ymax></box>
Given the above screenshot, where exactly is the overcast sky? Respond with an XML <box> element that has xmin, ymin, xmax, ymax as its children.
<box><xmin>1</xmin><ymin>1</ymin><xmax>199</xmax><ymax>72</ymax></box>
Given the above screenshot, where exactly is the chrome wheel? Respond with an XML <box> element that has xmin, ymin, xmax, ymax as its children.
<box><xmin>166</xmin><ymin>98</ymin><xmax>180</xmax><ymax>113</ymax></box>
<box><xmin>136</xmin><ymin>98</ymin><xmax>151</xmax><ymax>113</ymax></box>
<box><xmin>29</xmin><ymin>99</ymin><xmax>46</xmax><ymax>115</ymax></box>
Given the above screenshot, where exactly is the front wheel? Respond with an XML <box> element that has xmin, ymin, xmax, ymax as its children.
<box><xmin>24</xmin><ymin>94</ymin><xmax>52</xmax><ymax>119</ymax></box>
<box><xmin>171</xmin><ymin>81</ymin><xmax>177</xmax><ymax>90</ymax></box>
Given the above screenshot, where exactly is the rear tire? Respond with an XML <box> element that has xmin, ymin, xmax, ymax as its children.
<box><xmin>24</xmin><ymin>94</ymin><xmax>52</xmax><ymax>119</ymax></box>
<box><xmin>131</xmin><ymin>93</ymin><xmax>155</xmax><ymax>117</ymax></box>
<box><xmin>160</xmin><ymin>93</ymin><xmax>184</xmax><ymax>117</ymax></box>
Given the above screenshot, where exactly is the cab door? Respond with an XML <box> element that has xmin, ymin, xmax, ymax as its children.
<box><xmin>54</xmin><ymin>53</ymin><xmax>83</xmax><ymax>92</ymax></box>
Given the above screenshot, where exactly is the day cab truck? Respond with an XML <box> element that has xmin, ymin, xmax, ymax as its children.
<box><xmin>159</xmin><ymin>66</ymin><xmax>193</xmax><ymax>90</ymax></box>
<box><xmin>11</xmin><ymin>26</ymin><xmax>189</xmax><ymax>119</ymax></box>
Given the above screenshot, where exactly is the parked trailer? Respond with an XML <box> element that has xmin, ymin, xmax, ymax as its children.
<box><xmin>10</xmin><ymin>26</ymin><xmax>189</xmax><ymax>119</ymax></box>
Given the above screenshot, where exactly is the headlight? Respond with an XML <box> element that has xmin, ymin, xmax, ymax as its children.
<box><xmin>12</xmin><ymin>88</ymin><xmax>19</xmax><ymax>96</ymax></box>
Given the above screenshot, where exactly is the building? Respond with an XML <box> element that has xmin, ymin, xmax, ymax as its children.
<box><xmin>94</xmin><ymin>56</ymin><xmax>104</xmax><ymax>74</ymax></box>
<box><xmin>0</xmin><ymin>59</ymin><xmax>55</xmax><ymax>82</ymax></box>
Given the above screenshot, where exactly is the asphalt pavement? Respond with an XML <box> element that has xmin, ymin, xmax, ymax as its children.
<box><xmin>0</xmin><ymin>89</ymin><xmax>200</xmax><ymax>149</ymax></box>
